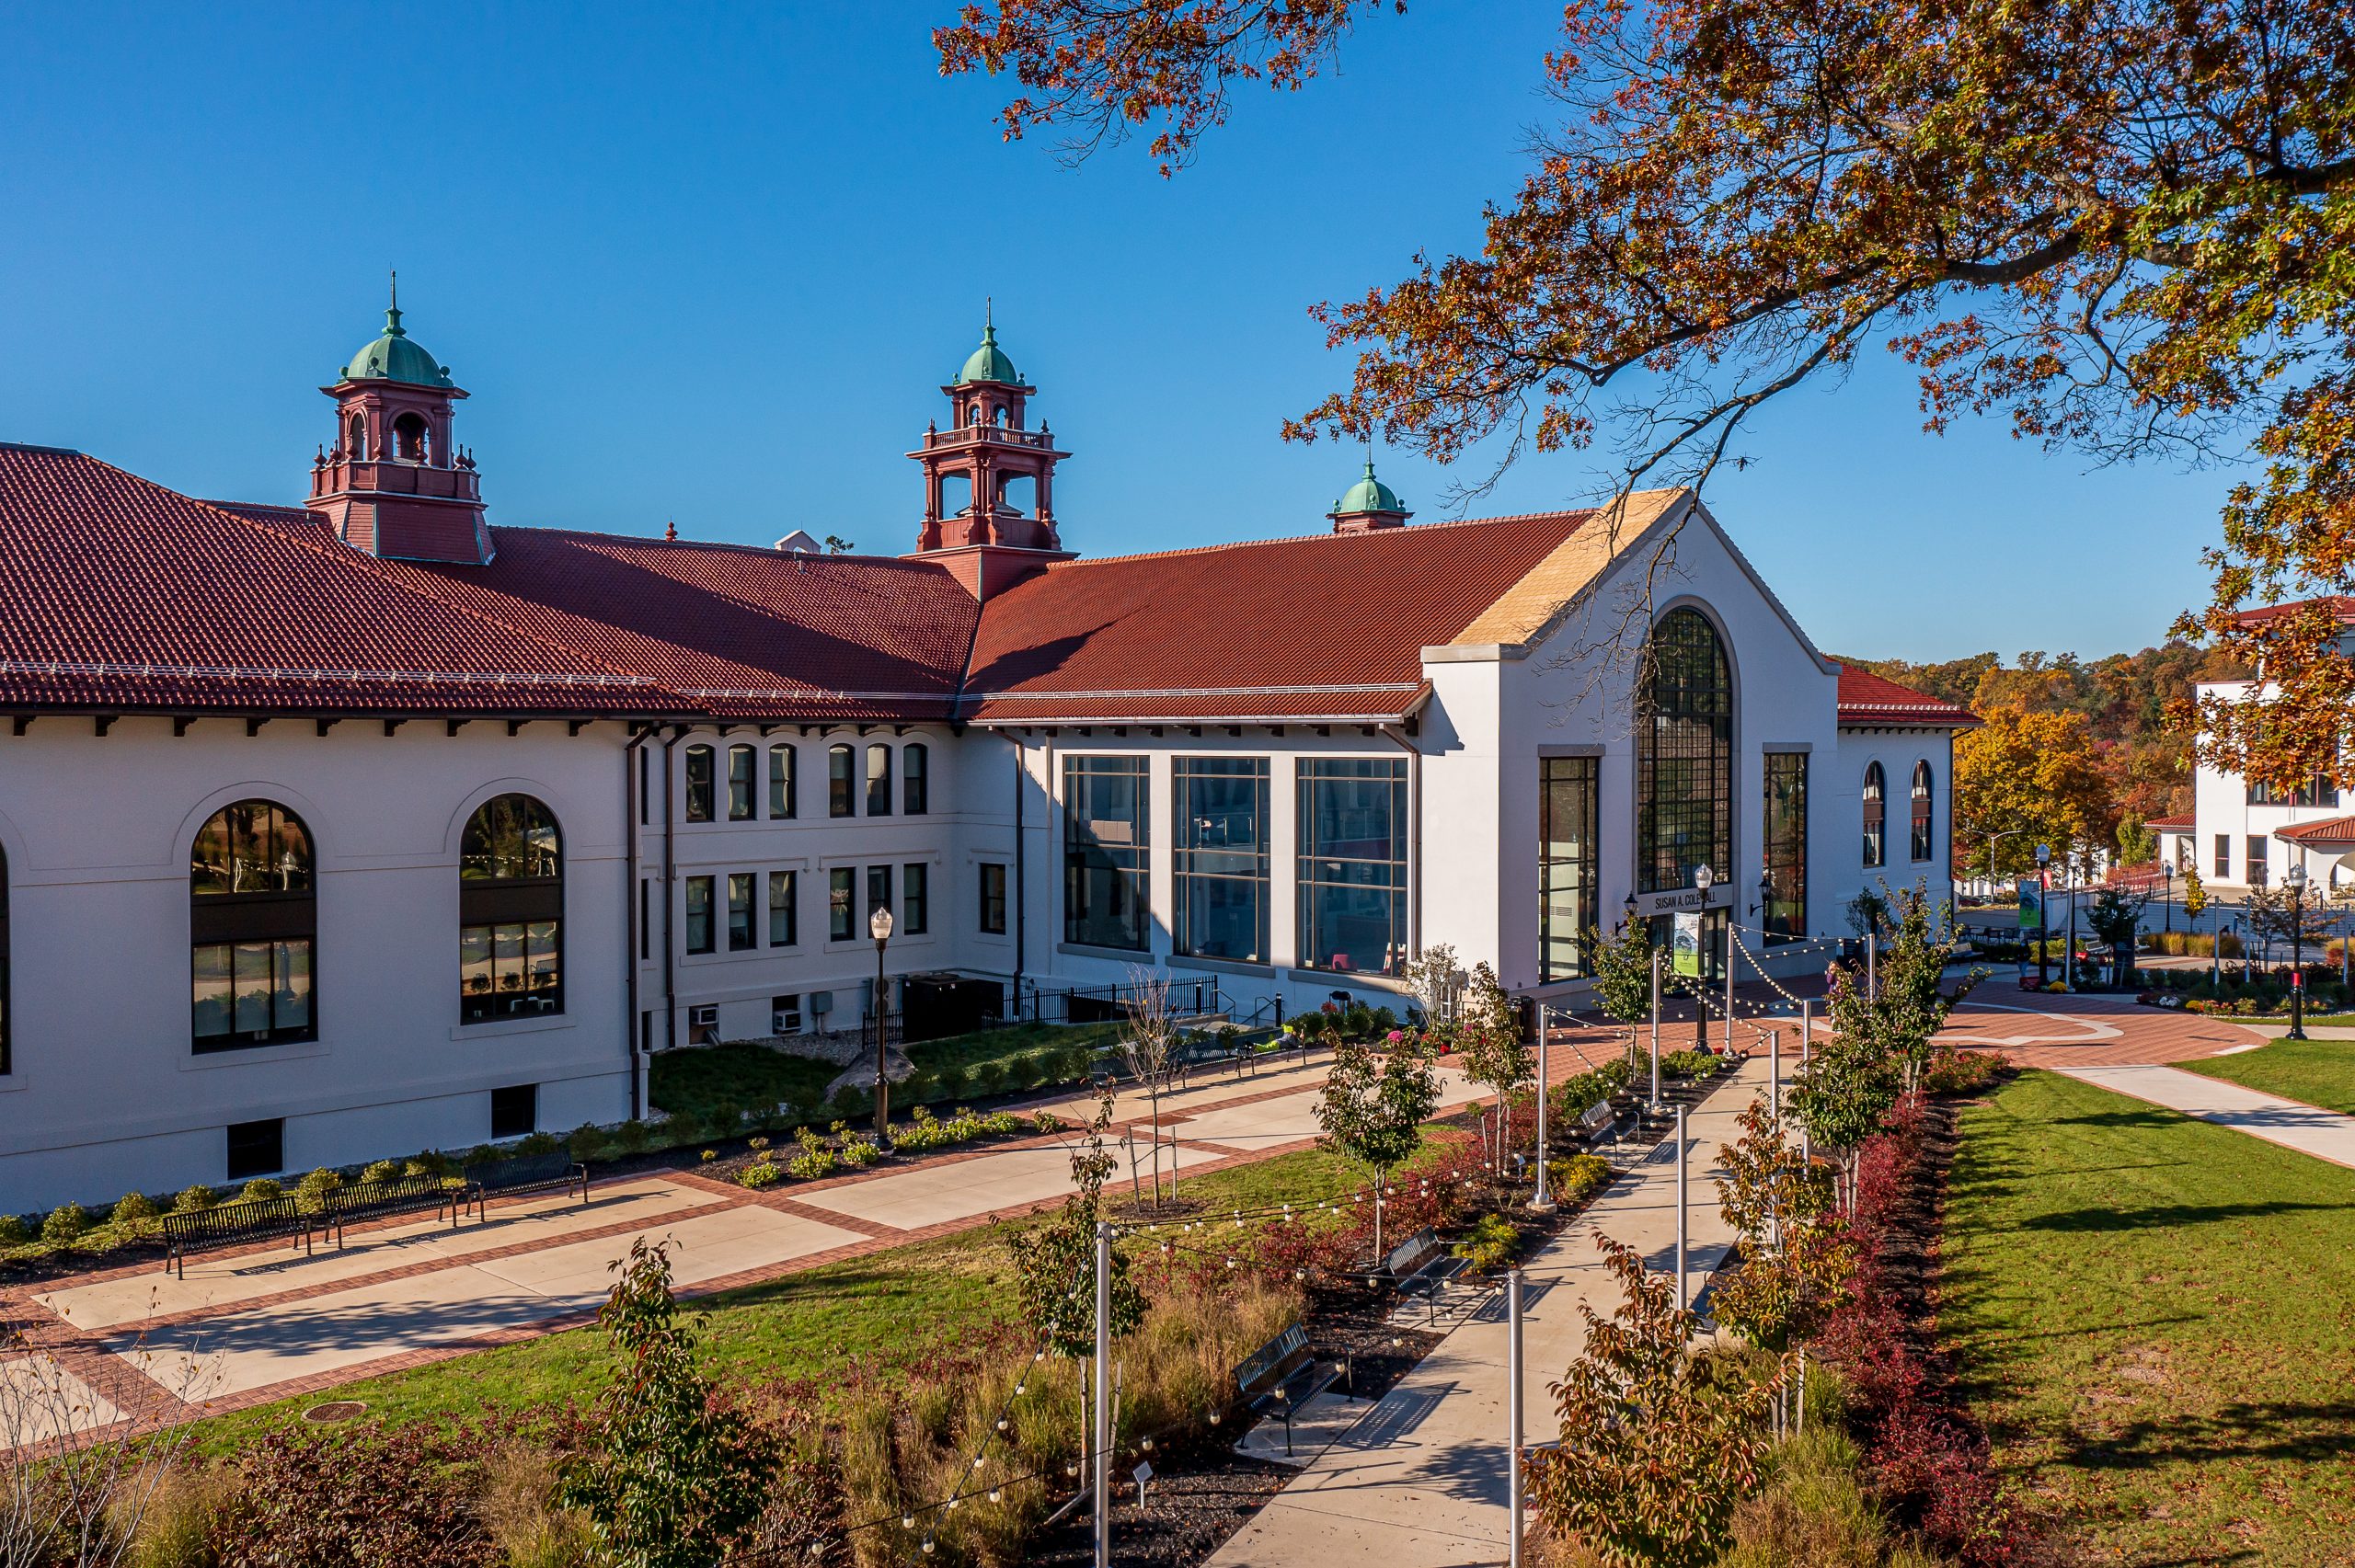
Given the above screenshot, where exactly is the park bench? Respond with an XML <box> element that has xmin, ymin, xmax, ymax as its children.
<box><xmin>1384</xmin><ymin>1226</ymin><xmax>1465</xmax><ymax>1326</ymax></box>
<box><xmin>1573</xmin><ymin>1096</ymin><xmax>1621</xmax><ymax>1153</ymax></box>
<box><xmin>160</xmin><ymin>1196</ymin><xmax>313</xmax><ymax>1278</ymax></box>
<box><xmin>1231</xmin><ymin>1322</ymin><xmax>1350</xmax><ymax>1458</ymax></box>
<box><xmin>449</xmin><ymin>1151</ymin><xmax>590</xmax><ymax>1222</ymax></box>
<box><xmin>318</xmin><ymin>1173</ymin><xmax>471</xmax><ymax>1246</ymax></box>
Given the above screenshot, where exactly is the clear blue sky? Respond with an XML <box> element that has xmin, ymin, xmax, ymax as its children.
<box><xmin>0</xmin><ymin>2</ymin><xmax>2236</xmax><ymax>662</ymax></box>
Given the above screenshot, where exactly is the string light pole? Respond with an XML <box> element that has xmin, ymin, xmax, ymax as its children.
<box><xmin>870</xmin><ymin>905</ymin><xmax>895</xmax><ymax>1146</ymax></box>
<box><xmin>1507</xmin><ymin>1266</ymin><xmax>1526</xmax><ymax>1567</ymax></box>
<box><xmin>1530</xmin><ymin>1004</ymin><xmax>1556</xmax><ymax>1213</ymax></box>
<box><xmin>1648</xmin><ymin>947</ymin><xmax>1663</xmax><ymax>1112</ymax></box>
<box><xmin>1673</xmin><ymin>1103</ymin><xmax>1690</xmax><ymax>1312</ymax></box>
<box><xmin>1094</xmin><ymin>1219</ymin><xmax>1112</xmax><ymax>1568</ymax></box>
<box><xmin>1694</xmin><ymin>863</ymin><xmax>1716</xmax><ymax>1052</ymax></box>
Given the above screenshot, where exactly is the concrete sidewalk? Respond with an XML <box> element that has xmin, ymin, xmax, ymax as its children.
<box><xmin>1207</xmin><ymin>1056</ymin><xmax>1769</xmax><ymax>1567</ymax></box>
<box><xmin>2054</xmin><ymin>1062</ymin><xmax>2355</xmax><ymax>1170</ymax></box>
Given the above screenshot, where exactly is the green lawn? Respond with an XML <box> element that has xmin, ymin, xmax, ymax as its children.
<box><xmin>647</xmin><ymin>1021</ymin><xmax>1131</xmax><ymax>1124</ymax></box>
<box><xmin>1941</xmin><ymin>1070</ymin><xmax>2355</xmax><ymax>1562</ymax></box>
<box><xmin>2181</xmin><ymin>1036</ymin><xmax>2355</xmax><ymax>1116</ymax></box>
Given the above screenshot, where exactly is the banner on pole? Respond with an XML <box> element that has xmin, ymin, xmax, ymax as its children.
<box><xmin>2016</xmin><ymin>878</ymin><xmax>2042</xmax><ymax>930</ymax></box>
<box><xmin>1671</xmin><ymin>910</ymin><xmax>1703</xmax><ymax>978</ymax></box>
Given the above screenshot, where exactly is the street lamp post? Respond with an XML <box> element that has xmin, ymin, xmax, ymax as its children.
<box><xmin>869</xmin><ymin>905</ymin><xmax>895</xmax><ymax>1144</ymax></box>
<box><xmin>1693</xmin><ymin>864</ymin><xmax>1715</xmax><ymax>1050</ymax></box>
<box><xmin>2035</xmin><ymin>842</ymin><xmax>2052</xmax><ymax>988</ymax></box>
<box><xmin>2287</xmin><ymin>863</ymin><xmax>2309</xmax><ymax>1040</ymax></box>
<box><xmin>2162</xmin><ymin>858</ymin><xmax>2175</xmax><ymax>935</ymax></box>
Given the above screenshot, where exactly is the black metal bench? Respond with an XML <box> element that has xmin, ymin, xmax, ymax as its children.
<box><xmin>318</xmin><ymin>1173</ymin><xmax>471</xmax><ymax>1245</ymax></box>
<box><xmin>1573</xmin><ymin>1096</ymin><xmax>1622</xmax><ymax>1152</ymax></box>
<box><xmin>160</xmin><ymin>1196</ymin><xmax>313</xmax><ymax>1278</ymax></box>
<box><xmin>1231</xmin><ymin>1322</ymin><xmax>1349</xmax><ymax>1458</ymax></box>
<box><xmin>450</xmin><ymin>1151</ymin><xmax>590</xmax><ymax>1221</ymax></box>
<box><xmin>1384</xmin><ymin>1226</ymin><xmax>1465</xmax><ymax>1325</ymax></box>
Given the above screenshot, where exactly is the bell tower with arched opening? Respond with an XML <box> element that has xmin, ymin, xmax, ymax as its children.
<box><xmin>306</xmin><ymin>278</ymin><xmax>492</xmax><ymax>565</ymax></box>
<box><xmin>906</xmin><ymin>307</ymin><xmax>1073</xmax><ymax>598</ymax></box>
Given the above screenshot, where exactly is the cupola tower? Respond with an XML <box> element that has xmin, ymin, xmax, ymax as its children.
<box><xmin>909</xmin><ymin>308</ymin><xmax>1071</xmax><ymax>555</ymax></box>
<box><xmin>306</xmin><ymin>278</ymin><xmax>492</xmax><ymax>565</ymax></box>
<box><xmin>1327</xmin><ymin>459</ymin><xmax>1412</xmax><ymax>533</ymax></box>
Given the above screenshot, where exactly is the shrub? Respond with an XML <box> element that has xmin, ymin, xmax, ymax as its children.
<box><xmin>1921</xmin><ymin>1049</ymin><xmax>2006</xmax><ymax>1097</ymax></box>
<box><xmin>1032</xmin><ymin>1109</ymin><xmax>1064</xmax><ymax>1135</ymax></box>
<box><xmin>1450</xmin><ymin>1212</ymin><xmax>1522</xmax><ymax>1274</ymax></box>
<box><xmin>213</xmin><ymin>1424</ymin><xmax>491</xmax><ymax>1567</ymax></box>
<box><xmin>480</xmin><ymin>1446</ymin><xmax>596</xmax><ymax>1568</ymax></box>
<box><xmin>516</xmin><ymin>1132</ymin><xmax>562</xmax><ymax>1158</ymax></box>
<box><xmin>111</xmin><ymin>1191</ymin><xmax>163</xmax><ymax>1226</ymax></box>
<box><xmin>0</xmin><ymin>1213</ymin><xmax>29</xmax><ymax>1248</ymax></box>
<box><xmin>981</xmin><ymin>1110</ymin><xmax>1023</xmax><ymax>1136</ymax></box>
<box><xmin>838</xmin><ymin>1135</ymin><xmax>881</xmax><ymax>1169</ymax></box>
<box><xmin>238</xmin><ymin>1178</ymin><xmax>284</xmax><ymax>1203</ymax></box>
<box><xmin>1548</xmin><ymin>1153</ymin><xmax>1613</xmax><ymax>1205</ymax></box>
<box><xmin>293</xmin><ymin>1170</ymin><xmax>345</xmax><ymax>1210</ymax></box>
<box><xmin>611</xmin><ymin>1121</ymin><xmax>652</xmax><ymax>1156</ymax></box>
<box><xmin>407</xmin><ymin>1151</ymin><xmax>454</xmax><ymax>1178</ymax></box>
<box><xmin>968</xmin><ymin>1058</ymin><xmax>1010</xmax><ymax>1098</ymax></box>
<box><xmin>929</xmin><ymin>1063</ymin><xmax>972</xmax><ymax>1102</ymax></box>
<box><xmin>787</xmin><ymin>1127</ymin><xmax>839</xmax><ymax>1181</ymax></box>
<box><xmin>1721</xmin><ymin>1425</ymin><xmax>1930</xmax><ymax>1568</ymax></box>
<box><xmin>567</xmin><ymin>1124</ymin><xmax>609</xmax><ymax>1163</ymax></box>
<box><xmin>39</xmin><ymin>1203</ymin><xmax>90</xmax><ymax>1245</ymax></box>
<box><xmin>122</xmin><ymin>1462</ymin><xmax>236</xmax><ymax>1568</ymax></box>
<box><xmin>739</xmin><ymin>1160</ymin><xmax>782</xmax><ymax>1191</ymax></box>
<box><xmin>1660</xmin><ymin>1048</ymin><xmax>1724</xmax><ymax>1081</ymax></box>
<box><xmin>174</xmin><ymin>1185</ymin><xmax>218</xmax><ymax>1214</ymax></box>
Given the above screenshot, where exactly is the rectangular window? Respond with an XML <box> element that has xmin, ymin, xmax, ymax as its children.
<box><xmin>769</xmin><ymin>746</ymin><xmax>796</xmax><ymax>818</ymax></box>
<box><xmin>638</xmin><ymin>747</ymin><xmax>649</xmax><ymax>826</ymax></box>
<box><xmin>458</xmin><ymin>921</ymin><xmax>562</xmax><ymax>1024</ymax></box>
<box><xmin>867</xmin><ymin>745</ymin><xmax>893</xmax><ymax>817</ymax></box>
<box><xmin>1539</xmin><ymin>756</ymin><xmax>1599</xmax><ymax>979</ymax></box>
<box><xmin>728</xmin><ymin>746</ymin><xmax>755</xmax><ymax>821</ymax></box>
<box><xmin>684</xmin><ymin>746</ymin><xmax>715</xmax><ymax>823</ymax></box>
<box><xmin>192</xmin><ymin>937</ymin><xmax>316</xmax><ymax>1049</ymax></box>
<box><xmin>772</xmin><ymin>993</ymin><xmax>802</xmax><ymax>1035</ymax></box>
<box><xmin>904</xmin><ymin>744</ymin><xmax>930</xmax><ymax>815</ymax></box>
<box><xmin>2215</xmin><ymin>833</ymin><xmax>2231</xmax><ymax>880</ymax></box>
<box><xmin>768</xmin><ymin>869</ymin><xmax>797</xmax><ymax>947</ymax></box>
<box><xmin>1173</xmin><ymin>757</ymin><xmax>1269</xmax><ymax>964</ymax></box>
<box><xmin>1763</xmin><ymin>752</ymin><xmax>1809</xmax><ymax>940</ymax></box>
<box><xmin>829</xmin><ymin>747</ymin><xmax>855</xmax><ymax>818</ymax></box>
<box><xmin>2246</xmin><ymin>835</ymin><xmax>2269</xmax><ymax>884</ymax></box>
<box><xmin>1298</xmin><ymin>757</ymin><xmax>1408</xmax><ymax>976</ymax></box>
<box><xmin>1063</xmin><ymin>756</ymin><xmax>1150</xmax><ymax>950</ymax></box>
<box><xmin>980</xmin><ymin>861</ymin><xmax>1008</xmax><ymax>935</ymax></box>
<box><xmin>224</xmin><ymin>1117</ymin><xmax>283</xmax><ymax>1182</ymax></box>
<box><xmin>638</xmin><ymin>879</ymin><xmax>650</xmax><ymax>960</ymax></box>
<box><xmin>685</xmin><ymin>876</ymin><xmax>715</xmax><ymax>954</ymax></box>
<box><xmin>489</xmin><ymin>1083</ymin><xmax>538</xmax><ymax>1140</ymax></box>
<box><xmin>829</xmin><ymin>867</ymin><xmax>855</xmax><ymax>941</ymax></box>
<box><xmin>903</xmin><ymin>863</ymin><xmax>929</xmax><ymax>935</ymax></box>
<box><xmin>867</xmin><ymin>864</ymin><xmax>892</xmax><ymax>925</ymax></box>
<box><xmin>727</xmin><ymin>873</ymin><xmax>754</xmax><ymax>950</ymax></box>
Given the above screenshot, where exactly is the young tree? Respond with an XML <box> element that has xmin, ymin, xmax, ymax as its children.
<box><xmin>1400</xmin><ymin>942</ymin><xmax>1461</xmax><ymax>1034</ymax></box>
<box><xmin>935</xmin><ymin>3</ymin><xmax>2355</xmax><ymax>794</ymax></box>
<box><xmin>1526</xmin><ymin>1234</ymin><xmax>1775</xmax><ymax>1568</ymax></box>
<box><xmin>2182</xmin><ymin>862</ymin><xmax>2209</xmax><ymax>924</ymax></box>
<box><xmin>559</xmin><ymin>1239</ymin><xmax>773</xmax><ymax>1568</ymax></box>
<box><xmin>1119</xmin><ymin>963</ymin><xmax>1180</xmax><ymax>1206</ymax></box>
<box><xmin>1712</xmin><ymin>1098</ymin><xmax>1853</xmax><ymax>1436</ymax></box>
<box><xmin>1</xmin><ymin>1330</ymin><xmax>211</xmax><ymax>1568</ymax></box>
<box><xmin>2086</xmin><ymin>885</ymin><xmax>2151</xmax><ymax>987</ymax></box>
<box><xmin>2116</xmin><ymin>815</ymin><xmax>2158</xmax><ymax>870</ymax></box>
<box><xmin>1586</xmin><ymin>917</ymin><xmax>1655</xmax><ymax>1025</ymax></box>
<box><xmin>1952</xmin><ymin>707</ymin><xmax>2120</xmax><ymax>882</ymax></box>
<box><xmin>1315</xmin><ymin>1032</ymin><xmax>1439</xmax><ymax>1256</ymax></box>
<box><xmin>1453</xmin><ymin>961</ymin><xmax>1531</xmax><ymax>1171</ymax></box>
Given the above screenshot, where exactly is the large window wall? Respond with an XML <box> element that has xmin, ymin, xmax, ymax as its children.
<box><xmin>1637</xmin><ymin>608</ymin><xmax>1733</xmax><ymax>892</ymax></box>
<box><xmin>1173</xmin><ymin>758</ymin><xmax>1270</xmax><ymax>964</ymax></box>
<box><xmin>1539</xmin><ymin>756</ymin><xmax>1599</xmax><ymax>980</ymax></box>
<box><xmin>459</xmin><ymin>794</ymin><xmax>563</xmax><ymax>1024</ymax></box>
<box><xmin>190</xmin><ymin>800</ymin><xmax>316</xmax><ymax>1049</ymax></box>
<box><xmin>1763</xmin><ymin>752</ymin><xmax>1808</xmax><ymax>938</ymax></box>
<box><xmin>1064</xmin><ymin>756</ymin><xmax>1150</xmax><ymax>950</ymax></box>
<box><xmin>1298</xmin><ymin>758</ymin><xmax>1407</xmax><ymax>977</ymax></box>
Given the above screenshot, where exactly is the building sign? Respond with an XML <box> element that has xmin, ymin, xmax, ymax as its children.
<box><xmin>1671</xmin><ymin>910</ymin><xmax>1703</xmax><ymax>978</ymax></box>
<box><xmin>2016</xmin><ymin>878</ymin><xmax>2042</xmax><ymax>931</ymax></box>
<box><xmin>1632</xmin><ymin>886</ymin><xmax>1733</xmax><ymax>919</ymax></box>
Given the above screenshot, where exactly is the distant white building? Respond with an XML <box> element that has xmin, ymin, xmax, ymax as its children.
<box><xmin>2177</xmin><ymin>599</ymin><xmax>2355</xmax><ymax>894</ymax></box>
<box><xmin>0</xmin><ymin>302</ymin><xmax>1974</xmax><ymax>1209</ymax></box>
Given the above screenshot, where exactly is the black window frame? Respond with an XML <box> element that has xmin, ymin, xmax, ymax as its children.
<box><xmin>1297</xmin><ymin>757</ymin><xmax>1409</xmax><ymax>977</ymax></box>
<box><xmin>1173</xmin><ymin>757</ymin><xmax>1270</xmax><ymax>965</ymax></box>
<box><xmin>866</xmin><ymin>744</ymin><xmax>893</xmax><ymax>818</ymax></box>
<box><xmin>2214</xmin><ymin>833</ymin><xmax>2231</xmax><ymax>879</ymax></box>
<box><xmin>1909</xmin><ymin>761</ymin><xmax>1935</xmax><ymax>864</ymax></box>
<box><xmin>684</xmin><ymin>744</ymin><xmax>716</xmax><ymax>823</ymax></box>
<box><xmin>225</xmin><ymin>1117</ymin><xmax>284</xmax><ymax>1182</ymax></box>
<box><xmin>1063</xmin><ymin>755</ymin><xmax>1151</xmax><ymax>951</ymax></box>
<box><xmin>1763</xmin><ymin>752</ymin><xmax>1808</xmax><ymax>939</ymax></box>
<box><xmin>1636</xmin><ymin>608</ymin><xmax>1733</xmax><ymax>893</ymax></box>
<box><xmin>1861</xmin><ymin>761</ymin><xmax>1886</xmax><ymax>868</ymax></box>
<box><xmin>829</xmin><ymin>745</ymin><xmax>855</xmax><ymax>818</ymax></box>
<box><xmin>727</xmin><ymin>872</ymin><xmax>755</xmax><ymax>951</ymax></box>
<box><xmin>458</xmin><ymin>794</ymin><xmax>565</xmax><ymax>1025</ymax></box>
<box><xmin>489</xmin><ymin>1082</ymin><xmax>538</xmax><ymax>1140</ymax></box>
<box><xmin>685</xmin><ymin>875</ymin><xmax>716</xmax><ymax>955</ymax></box>
<box><xmin>829</xmin><ymin>866</ymin><xmax>855</xmax><ymax>941</ymax></box>
<box><xmin>980</xmin><ymin>861</ymin><xmax>1008</xmax><ymax>935</ymax></box>
<box><xmin>902</xmin><ymin>863</ymin><xmax>929</xmax><ymax>936</ymax></box>
<box><xmin>1540</xmin><ymin>755</ymin><xmax>1599</xmax><ymax>980</ymax></box>
<box><xmin>904</xmin><ymin>742</ymin><xmax>930</xmax><ymax>815</ymax></box>
<box><xmin>2246</xmin><ymin>835</ymin><xmax>2269</xmax><ymax>884</ymax></box>
<box><xmin>728</xmin><ymin>744</ymin><xmax>757</xmax><ymax>821</ymax></box>
<box><xmin>769</xmin><ymin>744</ymin><xmax>797</xmax><ymax>819</ymax></box>
<box><xmin>768</xmin><ymin>869</ymin><xmax>798</xmax><ymax>947</ymax></box>
<box><xmin>867</xmin><ymin>864</ymin><xmax>892</xmax><ymax>926</ymax></box>
<box><xmin>191</xmin><ymin>799</ymin><xmax>318</xmax><ymax>1052</ymax></box>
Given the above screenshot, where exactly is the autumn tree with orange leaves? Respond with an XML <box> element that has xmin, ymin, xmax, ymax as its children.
<box><xmin>936</xmin><ymin>1</ymin><xmax>2355</xmax><ymax>793</ymax></box>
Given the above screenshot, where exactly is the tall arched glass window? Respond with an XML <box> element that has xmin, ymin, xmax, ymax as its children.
<box><xmin>866</xmin><ymin>744</ymin><xmax>893</xmax><ymax>816</ymax></box>
<box><xmin>829</xmin><ymin>744</ymin><xmax>855</xmax><ymax>817</ymax></box>
<box><xmin>460</xmin><ymin>794</ymin><xmax>563</xmax><ymax>1024</ymax></box>
<box><xmin>191</xmin><ymin>800</ymin><xmax>316</xmax><ymax>1049</ymax></box>
<box><xmin>768</xmin><ymin>744</ymin><xmax>796</xmax><ymax>818</ymax></box>
<box><xmin>1636</xmin><ymin>608</ymin><xmax>1733</xmax><ymax>892</ymax></box>
<box><xmin>1862</xmin><ymin>762</ymin><xmax>1886</xmax><ymax>868</ymax></box>
<box><xmin>684</xmin><ymin>744</ymin><xmax>716</xmax><ymax>822</ymax></box>
<box><xmin>904</xmin><ymin>742</ymin><xmax>930</xmax><ymax>815</ymax></box>
<box><xmin>727</xmin><ymin>744</ymin><xmax>756</xmax><ymax>821</ymax></box>
<box><xmin>1910</xmin><ymin>761</ymin><xmax>1935</xmax><ymax>863</ymax></box>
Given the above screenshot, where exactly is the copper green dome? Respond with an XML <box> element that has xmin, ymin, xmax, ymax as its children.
<box><xmin>954</xmin><ymin>313</ymin><xmax>1024</xmax><ymax>387</ymax></box>
<box><xmin>342</xmin><ymin>300</ymin><xmax>454</xmax><ymax>389</ymax></box>
<box><xmin>1333</xmin><ymin>460</ymin><xmax>1406</xmax><ymax>515</ymax></box>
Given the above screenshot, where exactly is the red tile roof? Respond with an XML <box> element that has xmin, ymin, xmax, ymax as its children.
<box><xmin>1834</xmin><ymin>669</ymin><xmax>1979</xmax><ymax>729</ymax></box>
<box><xmin>2144</xmin><ymin>813</ymin><xmax>2197</xmax><ymax>830</ymax></box>
<box><xmin>963</xmin><ymin>513</ymin><xmax>1593</xmax><ymax>723</ymax></box>
<box><xmin>2276</xmin><ymin>815</ymin><xmax>2355</xmax><ymax>846</ymax></box>
<box><xmin>2234</xmin><ymin>596</ymin><xmax>2355</xmax><ymax>627</ymax></box>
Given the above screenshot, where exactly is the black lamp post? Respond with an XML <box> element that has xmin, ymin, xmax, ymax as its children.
<box><xmin>2287</xmin><ymin>862</ymin><xmax>2309</xmax><ymax>1040</ymax></box>
<box><xmin>2162</xmin><ymin>858</ymin><xmax>2174</xmax><ymax>935</ymax></box>
<box><xmin>870</xmin><ymin>905</ymin><xmax>895</xmax><ymax>1143</ymax></box>
<box><xmin>2035</xmin><ymin>842</ymin><xmax>2051</xmax><ymax>988</ymax></box>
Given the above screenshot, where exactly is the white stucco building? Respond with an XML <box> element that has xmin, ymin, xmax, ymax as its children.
<box><xmin>0</xmin><ymin>304</ymin><xmax>1973</xmax><ymax>1209</ymax></box>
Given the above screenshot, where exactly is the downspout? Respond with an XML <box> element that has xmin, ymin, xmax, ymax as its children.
<box><xmin>623</xmin><ymin>725</ymin><xmax>652</xmax><ymax>1119</ymax></box>
<box><xmin>661</xmin><ymin>726</ymin><xmax>684</xmax><ymax>1052</ymax></box>
<box><xmin>1006</xmin><ymin>731</ymin><xmax>1027</xmax><ymax>1021</ymax></box>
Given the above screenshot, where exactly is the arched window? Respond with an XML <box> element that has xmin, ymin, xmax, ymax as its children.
<box><xmin>768</xmin><ymin>744</ymin><xmax>796</xmax><ymax>818</ymax></box>
<box><xmin>1910</xmin><ymin>761</ymin><xmax>1935</xmax><ymax>863</ymax></box>
<box><xmin>191</xmin><ymin>800</ymin><xmax>316</xmax><ymax>1049</ymax></box>
<box><xmin>1861</xmin><ymin>762</ymin><xmax>1886</xmax><ymax>868</ymax></box>
<box><xmin>1636</xmin><ymin>607</ymin><xmax>1733</xmax><ymax>892</ymax></box>
<box><xmin>460</xmin><ymin>794</ymin><xmax>563</xmax><ymax>1024</ymax></box>
<box><xmin>727</xmin><ymin>744</ymin><xmax>756</xmax><ymax>821</ymax></box>
<box><xmin>828</xmin><ymin>744</ymin><xmax>855</xmax><ymax>818</ymax></box>
<box><xmin>866</xmin><ymin>743</ymin><xmax>893</xmax><ymax>817</ymax></box>
<box><xmin>904</xmin><ymin>742</ymin><xmax>929</xmax><ymax>815</ymax></box>
<box><xmin>347</xmin><ymin>412</ymin><xmax>368</xmax><ymax>461</ymax></box>
<box><xmin>684</xmin><ymin>744</ymin><xmax>715</xmax><ymax>822</ymax></box>
<box><xmin>392</xmin><ymin>411</ymin><xmax>428</xmax><ymax>462</ymax></box>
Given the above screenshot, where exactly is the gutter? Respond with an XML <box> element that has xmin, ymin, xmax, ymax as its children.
<box><xmin>622</xmin><ymin>726</ymin><xmax>654</xmax><ymax>1119</ymax></box>
<box><xmin>1007</xmin><ymin>732</ymin><xmax>1027</xmax><ymax>1020</ymax></box>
